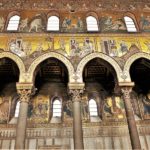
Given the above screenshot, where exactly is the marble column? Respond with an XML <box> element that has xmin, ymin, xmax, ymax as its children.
<box><xmin>120</xmin><ymin>83</ymin><xmax>141</xmax><ymax>149</ymax></box>
<box><xmin>15</xmin><ymin>83</ymin><xmax>35</xmax><ymax>149</ymax></box>
<box><xmin>70</xmin><ymin>89</ymin><xmax>84</xmax><ymax>150</ymax></box>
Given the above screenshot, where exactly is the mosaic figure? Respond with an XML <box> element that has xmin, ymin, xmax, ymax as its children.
<box><xmin>63</xmin><ymin>100</ymin><xmax>73</xmax><ymax>118</ymax></box>
<box><xmin>0</xmin><ymin>96</ymin><xmax>10</xmax><ymax>123</ymax></box>
<box><xmin>19</xmin><ymin>18</ymin><xmax>28</xmax><ymax>32</ymax></box>
<box><xmin>100</xmin><ymin>16</ymin><xmax>126</xmax><ymax>32</ymax></box>
<box><xmin>70</xmin><ymin>39</ymin><xmax>81</xmax><ymax>57</ymax></box>
<box><xmin>140</xmin><ymin>14</ymin><xmax>150</xmax><ymax>31</ymax></box>
<box><xmin>81</xmin><ymin>101</ymin><xmax>88</xmax><ymax>120</ymax></box>
<box><xmin>142</xmin><ymin>93</ymin><xmax>150</xmax><ymax>115</ymax></box>
<box><xmin>29</xmin><ymin>17</ymin><xmax>44</xmax><ymax>32</ymax></box>
<box><xmin>9</xmin><ymin>39</ymin><xmax>26</xmax><ymax>57</ymax></box>
<box><xmin>104</xmin><ymin>97</ymin><xmax>113</xmax><ymax>116</ymax></box>
<box><xmin>0</xmin><ymin>17</ymin><xmax>5</xmax><ymax>32</ymax></box>
<box><xmin>119</xmin><ymin>41</ymin><xmax>128</xmax><ymax>54</ymax></box>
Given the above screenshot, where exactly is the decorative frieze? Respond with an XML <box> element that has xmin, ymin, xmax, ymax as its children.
<box><xmin>0</xmin><ymin>124</ymin><xmax>150</xmax><ymax>139</ymax></box>
<box><xmin>0</xmin><ymin>0</ymin><xmax>149</xmax><ymax>11</ymax></box>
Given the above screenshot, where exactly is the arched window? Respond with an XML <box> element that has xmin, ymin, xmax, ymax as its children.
<box><xmin>124</xmin><ymin>16</ymin><xmax>137</xmax><ymax>32</ymax></box>
<box><xmin>89</xmin><ymin>99</ymin><xmax>98</xmax><ymax>116</ymax></box>
<box><xmin>86</xmin><ymin>16</ymin><xmax>99</xmax><ymax>31</ymax></box>
<box><xmin>7</xmin><ymin>15</ymin><xmax>20</xmax><ymax>31</ymax></box>
<box><xmin>53</xmin><ymin>99</ymin><xmax>61</xmax><ymax>117</ymax></box>
<box><xmin>15</xmin><ymin>101</ymin><xmax>20</xmax><ymax>117</ymax></box>
<box><xmin>47</xmin><ymin>16</ymin><xmax>59</xmax><ymax>31</ymax></box>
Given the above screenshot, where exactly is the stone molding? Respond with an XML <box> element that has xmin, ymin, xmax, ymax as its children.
<box><xmin>1</xmin><ymin>125</ymin><xmax>150</xmax><ymax>139</ymax></box>
<box><xmin>76</xmin><ymin>52</ymin><xmax>123</xmax><ymax>83</ymax></box>
<box><xmin>27</xmin><ymin>52</ymin><xmax>75</xmax><ymax>83</ymax></box>
<box><xmin>123</xmin><ymin>52</ymin><xmax>150</xmax><ymax>82</ymax></box>
<box><xmin>0</xmin><ymin>52</ymin><xmax>26</xmax><ymax>82</ymax></box>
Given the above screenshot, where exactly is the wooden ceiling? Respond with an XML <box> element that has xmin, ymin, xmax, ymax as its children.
<box><xmin>83</xmin><ymin>58</ymin><xmax>116</xmax><ymax>91</ymax></box>
<box><xmin>131</xmin><ymin>58</ymin><xmax>150</xmax><ymax>94</ymax></box>
<box><xmin>35</xmin><ymin>58</ymin><xmax>68</xmax><ymax>85</ymax></box>
<box><xmin>0</xmin><ymin>58</ymin><xmax>19</xmax><ymax>83</ymax></box>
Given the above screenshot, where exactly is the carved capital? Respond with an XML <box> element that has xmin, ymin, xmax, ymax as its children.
<box><xmin>69</xmin><ymin>89</ymin><xmax>84</xmax><ymax>102</ymax></box>
<box><xmin>17</xmin><ymin>83</ymin><xmax>36</xmax><ymax>103</ymax></box>
<box><xmin>121</xmin><ymin>87</ymin><xmax>132</xmax><ymax>99</ymax></box>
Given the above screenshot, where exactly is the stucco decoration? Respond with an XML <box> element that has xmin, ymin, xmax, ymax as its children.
<box><xmin>27</xmin><ymin>52</ymin><xmax>75</xmax><ymax>83</ymax></box>
<box><xmin>76</xmin><ymin>52</ymin><xmax>123</xmax><ymax>83</ymax></box>
<box><xmin>0</xmin><ymin>52</ymin><xmax>26</xmax><ymax>82</ymax></box>
<box><xmin>124</xmin><ymin>52</ymin><xmax>150</xmax><ymax>82</ymax></box>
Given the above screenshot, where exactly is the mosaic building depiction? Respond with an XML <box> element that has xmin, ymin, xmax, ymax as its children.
<box><xmin>0</xmin><ymin>0</ymin><xmax>150</xmax><ymax>149</ymax></box>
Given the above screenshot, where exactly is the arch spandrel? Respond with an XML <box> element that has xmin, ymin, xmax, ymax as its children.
<box><xmin>124</xmin><ymin>52</ymin><xmax>150</xmax><ymax>82</ymax></box>
<box><xmin>0</xmin><ymin>52</ymin><xmax>26</xmax><ymax>82</ymax></box>
<box><xmin>27</xmin><ymin>52</ymin><xmax>75</xmax><ymax>83</ymax></box>
<box><xmin>76</xmin><ymin>52</ymin><xmax>124</xmax><ymax>83</ymax></box>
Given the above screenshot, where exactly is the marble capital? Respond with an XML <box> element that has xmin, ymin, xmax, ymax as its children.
<box><xmin>69</xmin><ymin>89</ymin><xmax>84</xmax><ymax>102</ymax></box>
<box><xmin>119</xmin><ymin>82</ymin><xmax>134</xmax><ymax>99</ymax></box>
<box><xmin>16</xmin><ymin>83</ymin><xmax>36</xmax><ymax>103</ymax></box>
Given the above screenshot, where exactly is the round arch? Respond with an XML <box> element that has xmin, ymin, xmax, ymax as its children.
<box><xmin>5</xmin><ymin>11</ymin><xmax>20</xmax><ymax>30</ymax></box>
<box><xmin>76</xmin><ymin>52</ymin><xmax>123</xmax><ymax>83</ymax></box>
<box><xmin>27</xmin><ymin>52</ymin><xmax>75</xmax><ymax>83</ymax></box>
<box><xmin>0</xmin><ymin>52</ymin><xmax>26</xmax><ymax>82</ymax></box>
<box><xmin>124</xmin><ymin>52</ymin><xmax>150</xmax><ymax>82</ymax></box>
<box><xmin>123</xmin><ymin>12</ymin><xmax>139</xmax><ymax>32</ymax></box>
<box><xmin>47</xmin><ymin>11</ymin><xmax>60</xmax><ymax>19</ymax></box>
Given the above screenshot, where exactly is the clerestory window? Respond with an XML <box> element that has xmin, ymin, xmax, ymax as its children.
<box><xmin>89</xmin><ymin>99</ymin><xmax>98</xmax><ymax>116</ymax></box>
<box><xmin>86</xmin><ymin>16</ymin><xmax>99</xmax><ymax>31</ymax></box>
<box><xmin>124</xmin><ymin>16</ymin><xmax>137</xmax><ymax>32</ymax></box>
<box><xmin>53</xmin><ymin>99</ymin><xmax>61</xmax><ymax>117</ymax></box>
<box><xmin>47</xmin><ymin>16</ymin><xmax>59</xmax><ymax>31</ymax></box>
<box><xmin>7</xmin><ymin>15</ymin><xmax>20</xmax><ymax>31</ymax></box>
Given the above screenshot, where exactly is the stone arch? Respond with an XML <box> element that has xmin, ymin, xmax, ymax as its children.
<box><xmin>76</xmin><ymin>52</ymin><xmax>123</xmax><ymax>83</ymax></box>
<box><xmin>0</xmin><ymin>52</ymin><xmax>26</xmax><ymax>82</ymax></box>
<box><xmin>124</xmin><ymin>52</ymin><xmax>150</xmax><ymax>82</ymax></box>
<box><xmin>47</xmin><ymin>11</ymin><xmax>60</xmax><ymax>18</ymax></box>
<box><xmin>123</xmin><ymin>12</ymin><xmax>139</xmax><ymax>32</ymax></box>
<box><xmin>27</xmin><ymin>52</ymin><xmax>75</xmax><ymax>83</ymax></box>
<box><xmin>5</xmin><ymin>11</ymin><xmax>20</xmax><ymax>30</ymax></box>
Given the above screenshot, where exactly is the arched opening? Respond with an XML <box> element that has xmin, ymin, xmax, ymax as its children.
<box><xmin>86</xmin><ymin>16</ymin><xmax>99</xmax><ymax>32</ymax></box>
<box><xmin>83</xmin><ymin>58</ymin><xmax>125</xmax><ymax>121</ymax></box>
<box><xmin>31</xmin><ymin>58</ymin><xmax>69</xmax><ymax>123</ymax></box>
<box><xmin>52</xmin><ymin>98</ymin><xmax>62</xmax><ymax>117</ymax></box>
<box><xmin>0</xmin><ymin>58</ymin><xmax>19</xmax><ymax>124</ymax></box>
<box><xmin>130</xmin><ymin>58</ymin><xmax>150</xmax><ymax>120</ymax></box>
<box><xmin>7</xmin><ymin>15</ymin><xmax>20</xmax><ymax>31</ymax></box>
<box><xmin>47</xmin><ymin>16</ymin><xmax>59</xmax><ymax>31</ymax></box>
<box><xmin>124</xmin><ymin>16</ymin><xmax>137</xmax><ymax>32</ymax></box>
<box><xmin>89</xmin><ymin>99</ymin><xmax>98</xmax><ymax>116</ymax></box>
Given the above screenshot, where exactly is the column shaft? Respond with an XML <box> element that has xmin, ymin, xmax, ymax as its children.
<box><xmin>73</xmin><ymin>100</ymin><xmax>84</xmax><ymax>149</ymax></box>
<box><xmin>70</xmin><ymin>89</ymin><xmax>84</xmax><ymax>150</ymax></box>
<box><xmin>122</xmin><ymin>87</ymin><xmax>141</xmax><ymax>149</ymax></box>
<box><xmin>15</xmin><ymin>102</ymin><xmax>28</xmax><ymax>149</ymax></box>
<box><xmin>15</xmin><ymin>84</ymin><xmax>35</xmax><ymax>149</ymax></box>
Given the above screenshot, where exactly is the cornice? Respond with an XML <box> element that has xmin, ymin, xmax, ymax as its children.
<box><xmin>0</xmin><ymin>0</ymin><xmax>149</xmax><ymax>12</ymax></box>
<box><xmin>0</xmin><ymin>32</ymin><xmax>150</xmax><ymax>37</ymax></box>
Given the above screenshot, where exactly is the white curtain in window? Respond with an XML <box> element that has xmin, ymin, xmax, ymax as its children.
<box><xmin>124</xmin><ymin>16</ymin><xmax>137</xmax><ymax>32</ymax></box>
<box><xmin>89</xmin><ymin>99</ymin><xmax>98</xmax><ymax>116</ymax></box>
<box><xmin>86</xmin><ymin>16</ymin><xmax>99</xmax><ymax>31</ymax></box>
<box><xmin>53</xmin><ymin>99</ymin><xmax>61</xmax><ymax>117</ymax></box>
<box><xmin>7</xmin><ymin>15</ymin><xmax>20</xmax><ymax>31</ymax></box>
<box><xmin>47</xmin><ymin>16</ymin><xmax>59</xmax><ymax>31</ymax></box>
